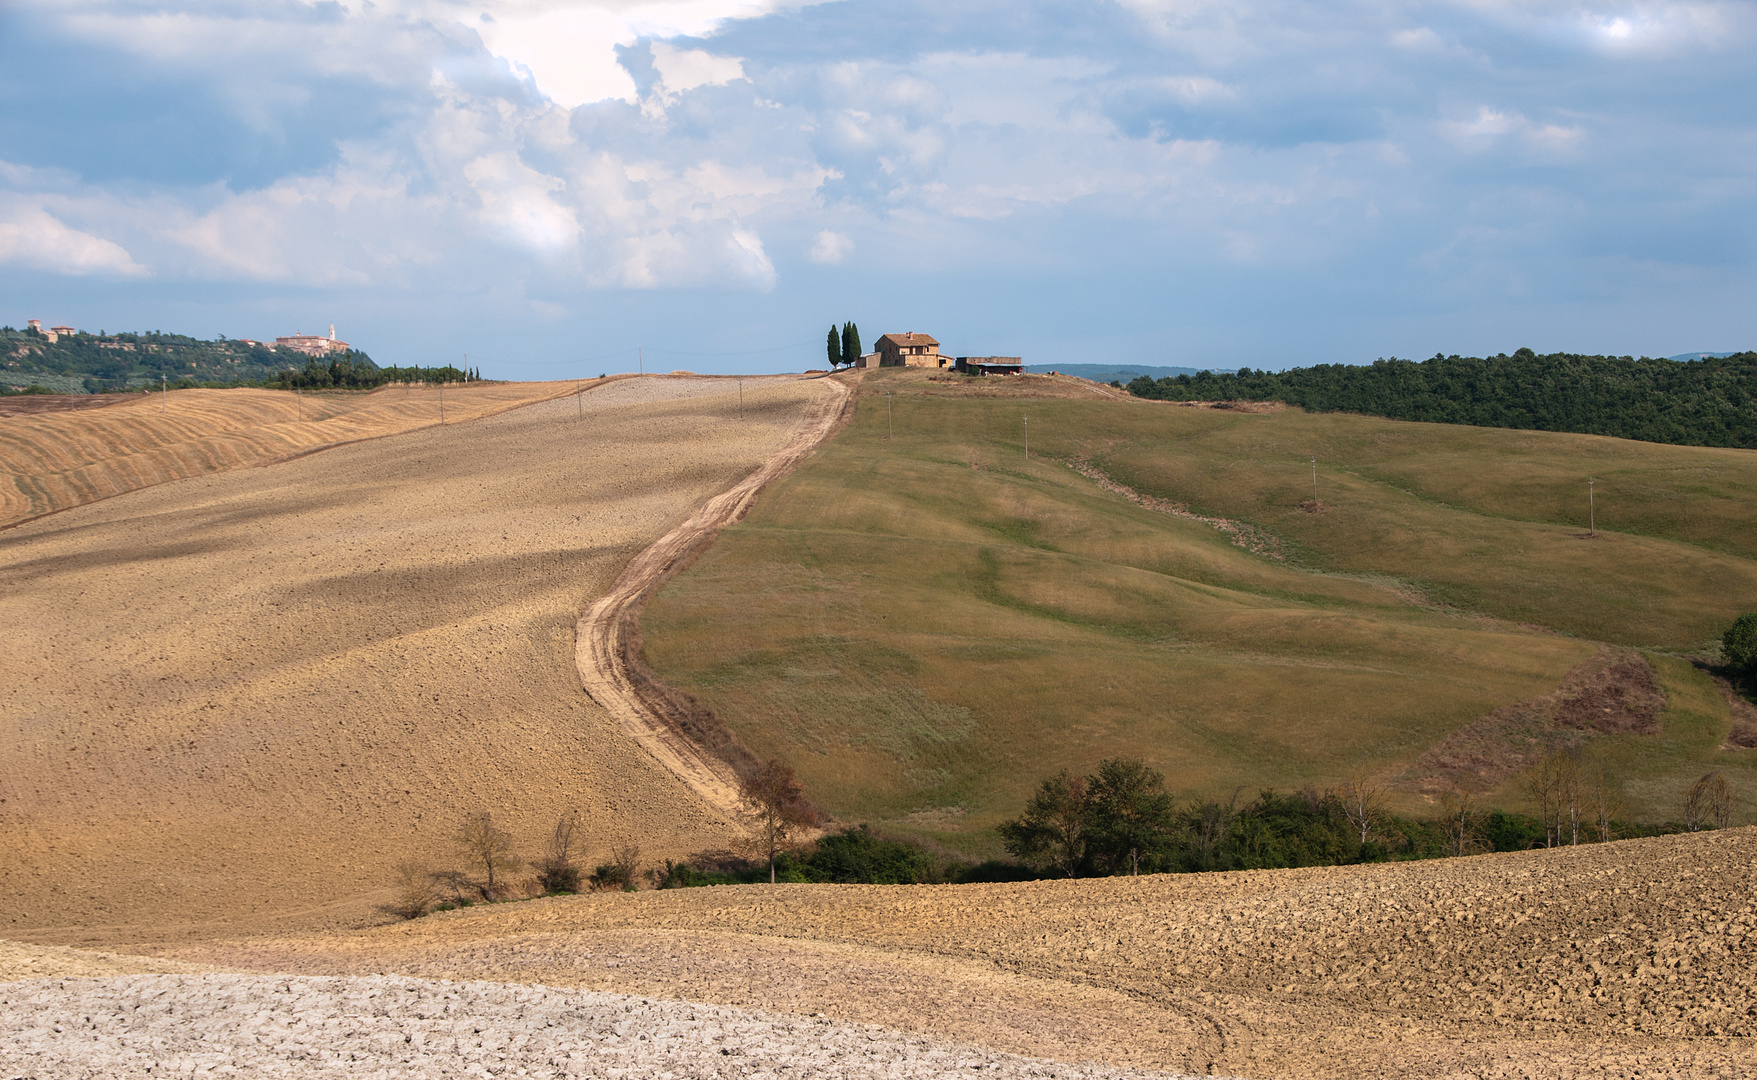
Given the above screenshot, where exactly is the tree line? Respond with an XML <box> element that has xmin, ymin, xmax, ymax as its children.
<box><xmin>1124</xmin><ymin>349</ymin><xmax>1757</xmax><ymax>449</ymax></box>
<box><xmin>270</xmin><ymin>357</ymin><xmax>481</xmax><ymax>390</ymax></box>
<box><xmin>997</xmin><ymin>753</ymin><xmax>1739</xmax><ymax>879</ymax></box>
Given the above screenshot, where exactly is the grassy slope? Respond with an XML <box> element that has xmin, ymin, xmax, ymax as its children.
<box><xmin>643</xmin><ymin>372</ymin><xmax>1757</xmax><ymax>852</ymax></box>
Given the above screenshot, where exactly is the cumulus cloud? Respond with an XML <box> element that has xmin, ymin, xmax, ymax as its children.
<box><xmin>808</xmin><ymin>230</ymin><xmax>852</xmax><ymax>263</ymax></box>
<box><xmin>0</xmin><ymin>203</ymin><xmax>147</xmax><ymax>278</ymax></box>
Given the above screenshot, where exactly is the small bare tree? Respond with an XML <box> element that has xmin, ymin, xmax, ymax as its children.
<box><xmin>431</xmin><ymin>868</ymin><xmax>474</xmax><ymax>906</ymax></box>
<box><xmin>454</xmin><ymin>811</ymin><xmax>522</xmax><ymax>900</ymax></box>
<box><xmin>610</xmin><ymin>842</ymin><xmax>642</xmax><ymax>891</ymax></box>
<box><xmin>1438</xmin><ymin>781</ymin><xmax>1487</xmax><ymax>858</ymax></box>
<box><xmin>738</xmin><ymin>758</ymin><xmax>820</xmax><ymax>884</ymax></box>
<box><xmin>380</xmin><ymin>861</ymin><xmax>439</xmax><ymax>920</ymax></box>
<box><xmin>1684</xmin><ymin>772</ymin><xmax>1735</xmax><ymax>831</ymax></box>
<box><xmin>1335</xmin><ymin>768</ymin><xmax>1386</xmax><ymax>846</ymax></box>
<box><xmin>1521</xmin><ymin>746</ymin><xmax>1582</xmax><ymax>846</ymax></box>
<box><xmin>1588</xmin><ymin>770</ymin><xmax>1623</xmax><ymax>843</ymax></box>
<box><xmin>534</xmin><ymin>815</ymin><xmax>582</xmax><ymax>894</ymax></box>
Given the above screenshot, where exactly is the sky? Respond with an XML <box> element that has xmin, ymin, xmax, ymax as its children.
<box><xmin>1</xmin><ymin>0</ymin><xmax>1753</xmax><ymax>376</ymax></box>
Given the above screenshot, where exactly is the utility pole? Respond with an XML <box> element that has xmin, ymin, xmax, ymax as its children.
<box><xmin>161</xmin><ymin>373</ymin><xmax>166</xmax><ymax>414</ymax></box>
<box><xmin>576</xmin><ymin>378</ymin><xmax>583</xmax><ymax>422</ymax></box>
<box><xmin>638</xmin><ymin>346</ymin><xmax>643</xmax><ymax>375</ymax></box>
<box><xmin>738</xmin><ymin>375</ymin><xmax>744</xmax><ymax>417</ymax></box>
<box><xmin>1589</xmin><ymin>477</ymin><xmax>1596</xmax><ymax>536</ymax></box>
<box><xmin>439</xmin><ymin>380</ymin><xmax>445</xmax><ymax>424</ymax></box>
<box><xmin>296</xmin><ymin>386</ymin><xmax>302</xmax><ymax>421</ymax></box>
<box><xmin>1311</xmin><ymin>457</ymin><xmax>1318</xmax><ymax>502</ymax></box>
<box><xmin>886</xmin><ymin>392</ymin><xmax>893</xmax><ymax>439</ymax></box>
<box><xmin>1022</xmin><ymin>414</ymin><xmax>1028</xmax><ymax>458</ymax></box>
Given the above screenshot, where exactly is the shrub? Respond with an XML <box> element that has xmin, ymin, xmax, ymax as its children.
<box><xmin>380</xmin><ymin>861</ymin><xmax>439</xmax><ymax>921</ymax></box>
<box><xmin>1723</xmin><ymin>613</ymin><xmax>1757</xmax><ymax>683</ymax></box>
<box><xmin>534</xmin><ymin>816</ymin><xmax>582</xmax><ymax>894</ymax></box>
<box><xmin>804</xmin><ymin>825</ymin><xmax>935</xmax><ymax>884</ymax></box>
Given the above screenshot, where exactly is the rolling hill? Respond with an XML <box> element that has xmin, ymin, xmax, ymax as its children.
<box><xmin>641</xmin><ymin>369</ymin><xmax>1757</xmax><ymax>854</ymax></box>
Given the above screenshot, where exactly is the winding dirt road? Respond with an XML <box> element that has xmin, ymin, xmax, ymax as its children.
<box><xmin>574</xmin><ymin>374</ymin><xmax>854</xmax><ymax>818</ymax></box>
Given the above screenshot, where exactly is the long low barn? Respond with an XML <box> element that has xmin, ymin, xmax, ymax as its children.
<box><xmin>954</xmin><ymin>356</ymin><xmax>1023</xmax><ymax>375</ymax></box>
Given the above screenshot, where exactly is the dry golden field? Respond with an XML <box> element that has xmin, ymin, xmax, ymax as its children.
<box><xmin>0</xmin><ymin>374</ymin><xmax>836</xmax><ymax>940</ymax></box>
<box><xmin>0</xmin><ymin>380</ymin><xmax>588</xmax><ymax>530</ymax></box>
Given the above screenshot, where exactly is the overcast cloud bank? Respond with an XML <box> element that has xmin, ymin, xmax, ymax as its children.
<box><xmin>1</xmin><ymin>0</ymin><xmax>1751</xmax><ymax>373</ymax></box>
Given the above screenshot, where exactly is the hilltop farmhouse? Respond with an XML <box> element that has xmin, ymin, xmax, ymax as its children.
<box><xmin>854</xmin><ymin>331</ymin><xmax>1023</xmax><ymax>375</ymax></box>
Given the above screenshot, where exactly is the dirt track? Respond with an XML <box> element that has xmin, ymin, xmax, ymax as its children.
<box><xmin>0</xmin><ymin>374</ymin><xmax>835</xmax><ymax>940</ymax></box>
<box><xmin>575</xmin><ymin>374</ymin><xmax>852</xmax><ymax>818</ymax></box>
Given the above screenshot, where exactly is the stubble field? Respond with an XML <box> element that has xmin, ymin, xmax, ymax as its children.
<box><xmin>0</xmin><ymin>374</ymin><xmax>836</xmax><ymax>940</ymax></box>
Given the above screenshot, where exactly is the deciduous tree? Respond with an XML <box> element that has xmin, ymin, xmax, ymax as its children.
<box><xmin>1723</xmin><ymin>613</ymin><xmax>1757</xmax><ymax>684</ymax></box>
<box><xmin>1084</xmin><ymin>758</ymin><xmax>1177</xmax><ymax>876</ymax></box>
<box><xmin>1335</xmin><ymin>768</ymin><xmax>1386</xmax><ymax>846</ymax></box>
<box><xmin>453</xmin><ymin>811</ymin><xmax>521</xmax><ymax>900</ymax></box>
<box><xmin>998</xmin><ymin>770</ymin><xmax>1090</xmax><ymax>877</ymax></box>
<box><xmin>738</xmin><ymin>759</ymin><xmax>820</xmax><ymax>884</ymax></box>
<box><xmin>1684</xmin><ymin>771</ymin><xmax>1735</xmax><ymax>831</ymax></box>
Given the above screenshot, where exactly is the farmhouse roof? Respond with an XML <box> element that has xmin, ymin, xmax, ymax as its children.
<box><xmin>878</xmin><ymin>332</ymin><xmax>938</xmax><ymax>347</ymax></box>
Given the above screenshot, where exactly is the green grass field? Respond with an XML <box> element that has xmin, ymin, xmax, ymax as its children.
<box><xmin>643</xmin><ymin>371</ymin><xmax>1757</xmax><ymax>853</ymax></box>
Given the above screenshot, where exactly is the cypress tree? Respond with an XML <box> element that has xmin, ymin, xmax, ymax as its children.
<box><xmin>841</xmin><ymin>322</ymin><xmax>862</xmax><ymax>367</ymax></box>
<box><xmin>827</xmin><ymin>325</ymin><xmax>840</xmax><ymax>368</ymax></box>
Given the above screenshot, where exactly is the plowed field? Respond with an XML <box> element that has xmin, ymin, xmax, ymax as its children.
<box><xmin>27</xmin><ymin>826</ymin><xmax>1743</xmax><ymax>1080</ymax></box>
<box><xmin>0</xmin><ymin>374</ymin><xmax>837</xmax><ymax>939</ymax></box>
<box><xmin>0</xmin><ymin>381</ymin><xmax>589</xmax><ymax>530</ymax></box>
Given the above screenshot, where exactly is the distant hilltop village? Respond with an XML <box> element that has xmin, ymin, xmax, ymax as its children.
<box><xmin>268</xmin><ymin>325</ymin><xmax>351</xmax><ymax>358</ymax></box>
<box><xmin>26</xmin><ymin>319</ymin><xmax>351</xmax><ymax>358</ymax></box>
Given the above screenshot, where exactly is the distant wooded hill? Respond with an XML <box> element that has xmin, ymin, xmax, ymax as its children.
<box><xmin>0</xmin><ymin>326</ymin><xmax>481</xmax><ymax>394</ymax></box>
<box><xmin>1125</xmin><ymin>349</ymin><xmax>1757</xmax><ymax>449</ymax></box>
<box><xmin>0</xmin><ymin>326</ymin><xmax>361</xmax><ymax>394</ymax></box>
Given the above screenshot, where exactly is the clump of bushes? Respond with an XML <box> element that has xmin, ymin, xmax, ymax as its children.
<box><xmin>1722</xmin><ymin>612</ymin><xmax>1757</xmax><ymax>688</ymax></box>
<box><xmin>380</xmin><ymin>811</ymin><xmax>604</xmax><ymax>921</ymax></box>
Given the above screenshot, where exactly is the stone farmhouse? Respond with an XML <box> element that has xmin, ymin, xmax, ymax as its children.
<box><xmin>853</xmin><ymin>331</ymin><xmax>1023</xmax><ymax>375</ymax></box>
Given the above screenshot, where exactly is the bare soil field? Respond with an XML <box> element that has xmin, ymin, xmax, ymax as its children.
<box><xmin>21</xmin><ymin>826</ymin><xmax>1735</xmax><ymax>1079</ymax></box>
<box><xmin>1</xmin><ymin>973</ymin><xmax>1203</xmax><ymax>1080</ymax></box>
<box><xmin>0</xmin><ymin>380</ymin><xmax>592</xmax><ymax>529</ymax></box>
<box><xmin>0</xmin><ymin>373</ymin><xmax>837</xmax><ymax>941</ymax></box>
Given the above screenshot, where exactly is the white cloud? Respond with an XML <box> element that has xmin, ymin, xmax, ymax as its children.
<box><xmin>808</xmin><ymin>229</ymin><xmax>852</xmax><ymax>263</ymax></box>
<box><xmin>650</xmin><ymin>41</ymin><xmax>746</xmax><ymax>93</ymax></box>
<box><xmin>1442</xmin><ymin>106</ymin><xmax>1583</xmax><ymax>151</ymax></box>
<box><xmin>457</xmin><ymin>0</ymin><xmax>794</xmax><ymax>107</ymax></box>
<box><xmin>0</xmin><ymin>203</ymin><xmax>147</xmax><ymax>278</ymax></box>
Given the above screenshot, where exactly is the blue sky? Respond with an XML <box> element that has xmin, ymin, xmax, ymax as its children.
<box><xmin>1</xmin><ymin>0</ymin><xmax>1752</xmax><ymax>376</ymax></box>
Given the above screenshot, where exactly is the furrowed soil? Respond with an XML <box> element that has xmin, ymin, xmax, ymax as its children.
<box><xmin>0</xmin><ymin>380</ymin><xmax>588</xmax><ymax>530</ymax></box>
<box><xmin>0</xmin><ymin>374</ymin><xmax>836</xmax><ymax>940</ymax></box>
<box><xmin>6</xmin><ymin>827</ymin><xmax>1745</xmax><ymax>1079</ymax></box>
